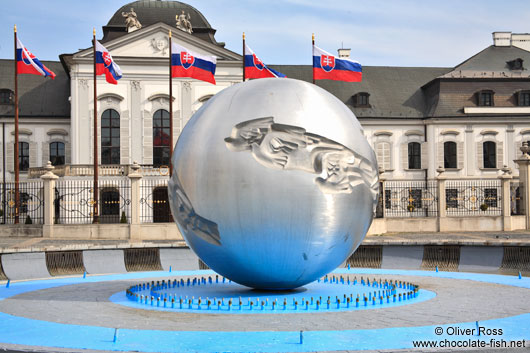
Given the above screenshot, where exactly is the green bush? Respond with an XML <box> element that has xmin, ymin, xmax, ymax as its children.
<box><xmin>120</xmin><ymin>211</ymin><xmax>127</xmax><ymax>224</ymax></box>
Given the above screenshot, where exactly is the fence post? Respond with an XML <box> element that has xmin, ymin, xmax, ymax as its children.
<box><xmin>436</xmin><ymin>167</ymin><xmax>446</xmax><ymax>231</ymax></box>
<box><xmin>379</xmin><ymin>167</ymin><xmax>386</xmax><ymax>218</ymax></box>
<box><xmin>40</xmin><ymin>162</ymin><xmax>58</xmax><ymax>237</ymax></box>
<box><xmin>500</xmin><ymin>166</ymin><xmax>513</xmax><ymax>231</ymax></box>
<box><xmin>128</xmin><ymin>162</ymin><xmax>143</xmax><ymax>240</ymax></box>
<box><xmin>515</xmin><ymin>143</ymin><xmax>530</xmax><ymax>229</ymax></box>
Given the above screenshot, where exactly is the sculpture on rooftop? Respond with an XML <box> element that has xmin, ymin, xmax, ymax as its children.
<box><xmin>122</xmin><ymin>8</ymin><xmax>142</xmax><ymax>32</ymax></box>
<box><xmin>176</xmin><ymin>10</ymin><xmax>193</xmax><ymax>34</ymax></box>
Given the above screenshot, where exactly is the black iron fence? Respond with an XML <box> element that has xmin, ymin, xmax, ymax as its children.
<box><xmin>140</xmin><ymin>177</ymin><xmax>172</xmax><ymax>223</ymax></box>
<box><xmin>54</xmin><ymin>178</ymin><xmax>131</xmax><ymax>224</ymax></box>
<box><xmin>511</xmin><ymin>181</ymin><xmax>524</xmax><ymax>216</ymax></box>
<box><xmin>382</xmin><ymin>180</ymin><xmax>438</xmax><ymax>217</ymax></box>
<box><xmin>445</xmin><ymin>179</ymin><xmax>502</xmax><ymax>216</ymax></box>
<box><xmin>0</xmin><ymin>181</ymin><xmax>44</xmax><ymax>224</ymax></box>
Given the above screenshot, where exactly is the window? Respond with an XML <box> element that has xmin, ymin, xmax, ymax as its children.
<box><xmin>478</xmin><ymin>90</ymin><xmax>494</xmax><ymax>106</ymax></box>
<box><xmin>483</xmin><ymin>141</ymin><xmax>496</xmax><ymax>169</ymax></box>
<box><xmin>100</xmin><ymin>188</ymin><xmax>120</xmax><ymax>223</ymax></box>
<box><xmin>443</xmin><ymin>141</ymin><xmax>457</xmax><ymax>169</ymax></box>
<box><xmin>484</xmin><ymin>188</ymin><xmax>498</xmax><ymax>208</ymax></box>
<box><xmin>518</xmin><ymin>91</ymin><xmax>530</xmax><ymax>106</ymax></box>
<box><xmin>153</xmin><ymin>109</ymin><xmax>170</xmax><ymax>167</ymax></box>
<box><xmin>0</xmin><ymin>89</ymin><xmax>13</xmax><ymax>104</ymax></box>
<box><xmin>408</xmin><ymin>142</ymin><xmax>421</xmax><ymax>169</ymax></box>
<box><xmin>446</xmin><ymin>189</ymin><xmax>458</xmax><ymax>208</ymax></box>
<box><xmin>353</xmin><ymin>92</ymin><xmax>370</xmax><ymax>107</ymax></box>
<box><xmin>376</xmin><ymin>142</ymin><xmax>391</xmax><ymax>170</ymax></box>
<box><xmin>384</xmin><ymin>189</ymin><xmax>391</xmax><ymax>209</ymax></box>
<box><xmin>153</xmin><ymin>187</ymin><xmax>172</xmax><ymax>222</ymax></box>
<box><xmin>409</xmin><ymin>189</ymin><xmax>423</xmax><ymax>209</ymax></box>
<box><xmin>101</xmin><ymin>109</ymin><xmax>120</xmax><ymax>165</ymax></box>
<box><xmin>49</xmin><ymin>142</ymin><xmax>65</xmax><ymax>166</ymax></box>
<box><xmin>18</xmin><ymin>142</ymin><xmax>29</xmax><ymax>171</ymax></box>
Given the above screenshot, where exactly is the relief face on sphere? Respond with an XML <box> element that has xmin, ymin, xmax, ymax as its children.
<box><xmin>170</xmin><ymin>174</ymin><xmax>221</xmax><ymax>246</ymax></box>
<box><xmin>225</xmin><ymin>117</ymin><xmax>379</xmax><ymax>199</ymax></box>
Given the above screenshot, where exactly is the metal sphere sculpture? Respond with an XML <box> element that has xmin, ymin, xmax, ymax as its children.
<box><xmin>168</xmin><ymin>78</ymin><xmax>379</xmax><ymax>289</ymax></box>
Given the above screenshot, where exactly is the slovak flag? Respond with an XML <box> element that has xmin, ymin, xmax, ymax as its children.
<box><xmin>244</xmin><ymin>43</ymin><xmax>285</xmax><ymax>79</ymax></box>
<box><xmin>95</xmin><ymin>40</ymin><xmax>122</xmax><ymax>85</ymax></box>
<box><xmin>16</xmin><ymin>38</ymin><xmax>56</xmax><ymax>79</ymax></box>
<box><xmin>313</xmin><ymin>45</ymin><xmax>362</xmax><ymax>82</ymax></box>
<box><xmin>171</xmin><ymin>42</ymin><xmax>216</xmax><ymax>84</ymax></box>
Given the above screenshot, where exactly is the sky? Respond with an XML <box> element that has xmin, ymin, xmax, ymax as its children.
<box><xmin>1</xmin><ymin>0</ymin><xmax>529</xmax><ymax>67</ymax></box>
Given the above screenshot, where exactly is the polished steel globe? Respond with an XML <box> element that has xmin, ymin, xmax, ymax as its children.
<box><xmin>168</xmin><ymin>78</ymin><xmax>379</xmax><ymax>289</ymax></box>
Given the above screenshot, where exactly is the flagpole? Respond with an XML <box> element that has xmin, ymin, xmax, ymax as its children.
<box><xmin>169</xmin><ymin>30</ymin><xmax>173</xmax><ymax>177</ymax></box>
<box><xmin>92</xmin><ymin>28</ymin><xmax>99</xmax><ymax>223</ymax></box>
<box><xmin>13</xmin><ymin>25</ymin><xmax>20</xmax><ymax>224</ymax></box>
<box><xmin>242</xmin><ymin>32</ymin><xmax>245</xmax><ymax>82</ymax></box>
<box><xmin>312</xmin><ymin>33</ymin><xmax>315</xmax><ymax>85</ymax></box>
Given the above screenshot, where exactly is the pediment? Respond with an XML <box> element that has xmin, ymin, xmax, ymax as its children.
<box><xmin>74</xmin><ymin>23</ymin><xmax>241</xmax><ymax>62</ymax></box>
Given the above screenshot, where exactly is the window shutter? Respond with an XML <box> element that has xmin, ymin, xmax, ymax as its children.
<box><xmin>476</xmin><ymin>141</ymin><xmax>483</xmax><ymax>169</ymax></box>
<box><xmin>376</xmin><ymin>143</ymin><xmax>384</xmax><ymax>170</ymax></box>
<box><xmin>496</xmin><ymin>141</ymin><xmax>504</xmax><ymax>169</ymax></box>
<box><xmin>65</xmin><ymin>141</ymin><xmax>71</xmax><ymax>164</ymax></box>
<box><xmin>29</xmin><ymin>141</ymin><xmax>38</xmax><ymax>168</ymax></box>
<box><xmin>437</xmin><ymin>141</ymin><xmax>444</xmax><ymax>168</ymax></box>
<box><xmin>120</xmin><ymin>110</ymin><xmax>130</xmax><ymax>165</ymax></box>
<box><xmin>457</xmin><ymin>141</ymin><xmax>464</xmax><ymax>170</ymax></box>
<box><xmin>42</xmin><ymin>142</ymin><xmax>49</xmax><ymax>166</ymax></box>
<box><xmin>6</xmin><ymin>142</ymin><xmax>13</xmax><ymax>172</ymax></box>
<box><xmin>401</xmin><ymin>143</ymin><xmax>408</xmax><ymax>171</ymax></box>
<box><xmin>421</xmin><ymin>142</ymin><xmax>428</xmax><ymax>170</ymax></box>
<box><xmin>383</xmin><ymin>142</ymin><xmax>391</xmax><ymax>170</ymax></box>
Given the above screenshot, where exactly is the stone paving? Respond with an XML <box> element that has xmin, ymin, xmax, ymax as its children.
<box><xmin>0</xmin><ymin>274</ymin><xmax>528</xmax><ymax>332</ymax></box>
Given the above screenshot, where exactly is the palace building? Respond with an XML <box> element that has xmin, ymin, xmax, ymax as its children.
<box><xmin>0</xmin><ymin>0</ymin><xmax>529</xmax><ymax>227</ymax></box>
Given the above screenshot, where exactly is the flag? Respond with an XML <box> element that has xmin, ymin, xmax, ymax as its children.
<box><xmin>312</xmin><ymin>45</ymin><xmax>362</xmax><ymax>82</ymax></box>
<box><xmin>95</xmin><ymin>40</ymin><xmax>122</xmax><ymax>85</ymax></box>
<box><xmin>244</xmin><ymin>43</ymin><xmax>285</xmax><ymax>79</ymax></box>
<box><xmin>16</xmin><ymin>38</ymin><xmax>56</xmax><ymax>79</ymax></box>
<box><xmin>171</xmin><ymin>42</ymin><xmax>216</xmax><ymax>84</ymax></box>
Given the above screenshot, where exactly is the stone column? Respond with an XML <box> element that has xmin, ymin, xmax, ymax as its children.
<box><xmin>436</xmin><ymin>167</ymin><xmax>446</xmax><ymax>231</ymax></box>
<box><xmin>128</xmin><ymin>161</ymin><xmax>143</xmax><ymax>240</ymax></box>
<box><xmin>40</xmin><ymin>162</ymin><xmax>58</xmax><ymax>238</ymax></box>
<box><xmin>500</xmin><ymin>166</ymin><xmax>513</xmax><ymax>231</ymax></box>
<box><xmin>515</xmin><ymin>142</ymin><xmax>530</xmax><ymax>229</ymax></box>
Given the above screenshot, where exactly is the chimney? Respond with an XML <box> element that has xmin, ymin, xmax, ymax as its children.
<box><xmin>492</xmin><ymin>32</ymin><xmax>512</xmax><ymax>47</ymax></box>
<box><xmin>337</xmin><ymin>48</ymin><xmax>351</xmax><ymax>59</ymax></box>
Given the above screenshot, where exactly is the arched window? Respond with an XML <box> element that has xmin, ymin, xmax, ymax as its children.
<box><xmin>49</xmin><ymin>142</ymin><xmax>65</xmax><ymax>166</ymax></box>
<box><xmin>483</xmin><ymin>141</ymin><xmax>496</xmax><ymax>169</ymax></box>
<box><xmin>408</xmin><ymin>142</ymin><xmax>421</xmax><ymax>169</ymax></box>
<box><xmin>153</xmin><ymin>187</ymin><xmax>172</xmax><ymax>222</ymax></box>
<box><xmin>153</xmin><ymin>109</ymin><xmax>170</xmax><ymax>167</ymax></box>
<box><xmin>101</xmin><ymin>109</ymin><xmax>120</xmax><ymax>165</ymax></box>
<box><xmin>19</xmin><ymin>142</ymin><xmax>29</xmax><ymax>171</ymax></box>
<box><xmin>100</xmin><ymin>187</ymin><xmax>120</xmax><ymax>223</ymax></box>
<box><xmin>444</xmin><ymin>141</ymin><xmax>457</xmax><ymax>169</ymax></box>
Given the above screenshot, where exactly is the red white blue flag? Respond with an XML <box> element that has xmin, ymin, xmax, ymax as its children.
<box><xmin>313</xmin><ymin>45</ymin><xmax>362</xmax><ymax>82</ymax></box>
<box><xmin>16</xmin><ymin>37</ymin><xmax>56</xmax><ymax>79</ymax></box>
<box><xmin>95</xmin><ymin>40</ymin><xmax>122</xmax><ymax>85</ymax></box>
<box><xmin>244</xmin><ymin>43</ymin><xmax>285</xmax><ymax>79</ymax></box>
<box><xmin>171</xmin><ymin>42</ymin><xmax>216</xmax><ymax>84</ymax></box>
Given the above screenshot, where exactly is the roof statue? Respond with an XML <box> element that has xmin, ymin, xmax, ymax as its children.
<box><xmin>176</xmin><ymin>10</ymin><xmax>193</xmax><ymax>34</ymax></box>
<box><xmin>122</xmin><ymin>8</ymin><xmax>142</xmax><ymax>32</ymax></box>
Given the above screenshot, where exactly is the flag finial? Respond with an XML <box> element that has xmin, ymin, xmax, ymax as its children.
<box><xmin>93</xmin><ymin>28</ymin><xmax>96</xmax><ymax>36</ymax></box>
<box><xmin>243</xmin><ymin>32</ymin><xmax>245</xmax><ymax>40</ymax></box>
<box><xmin>169</xmin><ymin>30</ymin><xmax>172</xmax><ymax>38</ymax></box>
<box><xmin>14</xmin><ymin>25</ymin><xmax>17</xmax><ymax>33</ymax></box>
<box><xmin>312</xmin><ymin>33</ymin><xmax>315</xmax><ymax>41</ymax></box>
